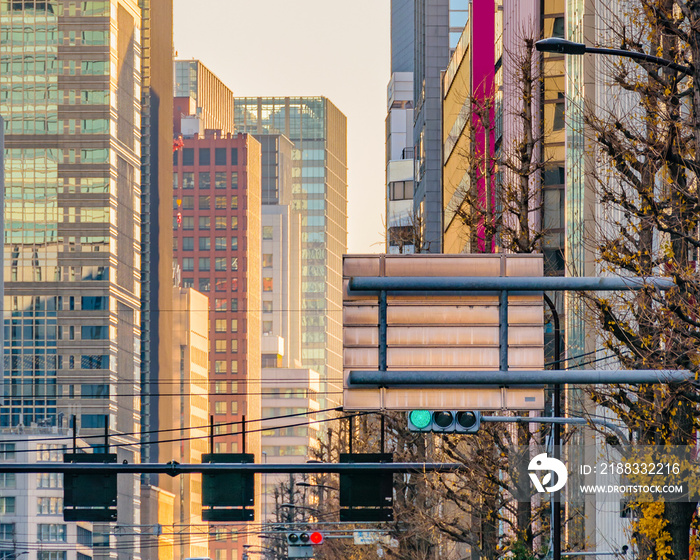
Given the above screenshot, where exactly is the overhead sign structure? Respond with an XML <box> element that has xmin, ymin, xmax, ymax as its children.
<box><xmin>343</xmin><ymin>254</ymin><xmax>545</xmax><ymax>411</ymax></box>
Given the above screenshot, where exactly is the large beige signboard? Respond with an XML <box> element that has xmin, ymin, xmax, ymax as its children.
<box><xmin>343</xmin><ymin>254</ymin><xmax>545</xmax><ymax>411</ymax></box>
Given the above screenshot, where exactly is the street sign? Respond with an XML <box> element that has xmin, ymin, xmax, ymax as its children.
<box><xmin>354</xmin><ymin>530</ymin><xmax>380</xmax><ymax>545</ymax></box>
<box><xmin>343</xmin><ymin>254</ymin><xmax>545</xmax><ymax>411</ymax></box>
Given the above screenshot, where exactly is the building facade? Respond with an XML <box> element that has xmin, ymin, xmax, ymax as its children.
<box><xmin>174</xmin><ymin>61</ymin><xmax>234</xmax><ymax>136</ymax></box>
<box><xmin>172</xmin><ymin>130</ymin><xmax>262</xmax><ymax>560</ymax></box>
<box><xmin>0</xmin><ymin>430</ymin><xmax>97</xmax><ymax>560</ymax></box>
<box><xmin>234</xmin><ymin>97</ymin><xmax>347</xmax><ymax>410</ymax></box>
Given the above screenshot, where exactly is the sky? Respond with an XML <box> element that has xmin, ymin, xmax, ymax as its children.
<box><xmin>173</xmin><ymin>0</ymin><xmax>391</xmax><ymax>254</ymax></box>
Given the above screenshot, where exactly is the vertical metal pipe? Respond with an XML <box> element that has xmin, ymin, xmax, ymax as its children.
<box><xmin>499</xmin><ymin>290</ymin><xmax>509</xmax><ymax>371</ymax></box>
<box><xmin>379</xmin><ymin>290</ymin><xmax>388</xmax><ymax>371</ymax></box>
<box><xmin>348</xmin><ymin>415</ymin><xmax>353</xmax><ymax>455</ymax></box>
<box><xmin>104</xmin><ymin>415</ymin><xmax>109</xmax><ymax>453</ymax></box>
<box><xmin>72</xmin><ymin>415</ymin><xmax>77</xmax><ymax>453</ymax></box>
<box><xmin>242</xmin><ymin>415</ymin><xmax>246</xmax><ymax>454</ymax></box>
<box><xmin>210</xmin><ymin>415</ymin><xmax>214</xmax><ymax>454</ymax></box>
<box><xmin>380</xmin><ymin>414</ymin><xmax>385</xmax><ymax>454</ymax></box>
<box><xmin>543</xmin><ymin>293</ymin><xmax>562</xmax><ymax>560</ymax></box>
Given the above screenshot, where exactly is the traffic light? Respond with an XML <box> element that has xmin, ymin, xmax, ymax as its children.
<box><xmin>287</xmin><ymin>532</ymin><xmax>324</xmax><ymax>558</ymax></box>
<box><xmin>287</xmin><ymin>532</ymin><xmax>324</xmax><ymax>545</ymax></box>
<box><xmin>407</xmin><ymin>410</ymin><xmax>481</xmax><ymax>433</ymax></box>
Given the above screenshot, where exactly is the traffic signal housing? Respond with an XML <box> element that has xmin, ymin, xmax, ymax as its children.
<box><xmin>408</xmin><ymin>410</ymin><xmax>481</xmax><ymax>433</ymax></box>
<box><xmin>287</xmin><ymin>532</ymin><xmax>324</xmax><ymax>545</ymax></box>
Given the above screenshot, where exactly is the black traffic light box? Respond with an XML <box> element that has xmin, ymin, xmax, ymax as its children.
<box><xmin>202</xmin><ymin>453</ymin><xmax>254</xmax><ymax>521</ymax></box>
<box><xmin>63</xmin><ymin>453</ymin><xmax>117</xmax><ymax>522</ymax></box>
<box><xmin>339</xmin><ymin>453</ymin><xmax>393</xmax><ymax>522</ymax></box>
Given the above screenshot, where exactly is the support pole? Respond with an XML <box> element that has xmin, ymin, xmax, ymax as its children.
<box><xmin>499</xmin><ymin>290</ymin><xmax>509</xmax><ymax>372</ymax></box>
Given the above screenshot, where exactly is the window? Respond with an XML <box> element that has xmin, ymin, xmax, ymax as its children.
<box><xmin>215</xmin><ymin>360</ymin><xmax>226</xmax><ymax>373</ymax></box>
<box><xmin>215</xmin><ymin>340</ymin><xmax>227</xmax><ymax>353</ymax></box>
<box><xmin>231</xmin><ymin>298</ymin><xmax>238</xmax><ymax>312</ymax></box>
<box><xmin>198</xmin><ymin>278</ymin><xmax>211</xmax><ymax>292</ymax></box>
<box><xmin>231</xmin><ymin>237</ymin><xmax>238</xmax><ymax>251</ymax></box>
<box><xmin>214</xmin><ymin>443</ymin><xmax>226</xmax><ymax>454</ymax></box>
<box><xmin>215</xmin><ymin>278</ymin><xmax>227</xmax><ymax>292</ymax></box>
<box><xmin>231</xmin><ymin>196</ymin><xmax>238</xmax><ymax>210</ymax></box>
<box><xmin>215</xmin><ymin>237</ymin><xmax>227</xmax><ymax>250</ymax></box>
<box><xmin>215</xmin><ymin>320</ymin><xmax>227</xmax><ymax>333</ymax></box>
<box><xmin>231</xmin><ymin>148</ymin><xmax>239</xmax><ymax>166</ymax></box>
<box><xmin>199</xmin><ymin>257</ymin><xmax>210</xmax><ymax>271</ymax></box>
<box><xmin>37</xmin><ymin>497</ymin><xmax>63</xmax><ymax>515</ymax></box>
<box><xmin>182</xmin><ymin>258</ymin><xmax>194</xmax><ymax>271</ymax></box>
<box><xmin>199</xmin><ymin>237</ymin><xmax>211</xmax><ymax>251</ymax></box>
<box><xmin>182</xmin><ymin>172</ymin><xmax>194</xmax><ymax>189</ymax></box>
<box><xmin>182</xmin><ymin>216</ymin><xmax>194</xmax><ymax>230</ymax></box>
<box><xmin>81</xmin><ymin>414</ymin><xmax>107</xmax><ymax>429</ymax></box>
<box><xmin>215</xmin><ymin>381</ymin><xmax>227</xmax><ymax>394</ymax></box>
<box><xmin>215</xmin><ymin>216</ymin><xmax>227</xmax><ymax>230</ymax></box>
<box><xmin>199</xmin><ymin>148</ymin><xmax>210</xmax><ymax>165</ymax></box>
<box><xmin>263</xmin><ymin>277</ymin><xmax>273</xmax><ymax>292</ymax></box>
<box><xmin>263</xmin><ymin>321</ymin><xmax>273</xmax><ymax>335</ymax></box>
<box><xmin>231</xmin><ymin>257</ymin><xmax>238</xmax><ymax>271</ymax></box>
<box><xmin>215</xmin><ymin>148</ymin><xmax>227</xmax><ymax>165</ymax></box>
<box><xmin>262</xmin><ymin>226</ymin><xmax>273</xmax><ymax>240</ymax></box>
<box><xmin>215</xmin><ymin>299</ymin><xmax>227</xmax><ymax>312</ymax></box>
<box><xmin>0</xmin><ymin>473</ymin><xmax>15</xmax><ymax>489</ymax></box>
<box><xmin>38</xmin><ymin>524</ymin><xmax>67</xmax><ymax>542</ymax></box>
<box><xmin>38</xmin><ymin>553</ymin><xmax>66</xmax><ymax>560</ymax></box>
<box><xmin>77</xmin><ymin>526</ymin><xmax>93</xmax><ymax>546</ymax></box>
<box><xmin>37</xmin><ymin>473</ymin><xmax>62</xmax><ymax>489</ymax></box>
<box><xmin>81</xmin><ymin>325</ymin><xmax>108</xmax><ymax>339</ymax></box>
<box><xmin>389</xmin><ymin>180</ymin><xmax>414</xmax><ymax>201</ymax></box>
<box><xmin>0</xmin><ymin>498</ymin><xmax>13</xmax><ymax>514</ymax></box>
<box><xmin>81</xmin><ymin>384</ymin><xmax>108</xmax><ymax>398</ymax></box>
<box><xmin>199</xmin><ymin>195</ymin><xmax>210</xmax><ymax>210</ymax></box>
<box><xmin>231</xmin><ymin>171</ymin><xmax>238</xmax><ymax>189</ymax></box>
<box><xmin>215</xmin><ymin>195</ymin><xmax>227</xmax><ymax>209</ymax></box>
<box><xmin>263</xmin><ymin>301</ymin><xmax>273</xmax><ymax>313</ymax></box>
<box><xmin>182</xmin><ymin>148</ymin><xmax>194</xmax><ymax>166</ymax></box>
<box><xmin>81</xmin><ymin>296</ymin><xmax>107</xmax><ymax>310</ymax></box>
<box><xmin>183</xmin><ymin>237</ymin><xmax>194</xmax><ymax>251</ymax></box>
<box><xmin>199</xmin><ymin>172</ymin><xmax>210</xmax><ymax>189</ymax></box>
<box><xmin>0</xmin><ymin>524</ymin><xmax>14</xmax><ymax>541</ymax></box>
<box><xmin>215</xmin><ymin>258</ymin><xmax>227</xmax><ymax>271</ymax></box>
<box><xmin>231</xmin><ymin>360</ymin><xmax>238</xmax><ymax>374</ymax></box>
<box><xmin>231</xmin><ymin>340</ymin><xmax>238</xmax><ymax>353</ymax></box>
<box><xmin>263</xmin><ymin>254</ymin><xmax>273</xmax><ymax>268</ymax></box>
<box><xmin>173</xmin><ymin>151</ymin><xmax>178</xmax><ymax>166</ymax></box>
<box><xmin>199</xmin><ymin>216</ymin><xmax>210</xmax><ymax>230</ymax></box>
<box><xmin>214</xmin><ymin>402</ymin><xmax>227</xmax><ymax>414</ymax></box>
<box><xmin>215</xmin><ymin>172</ymin><xmax>227</xmax><ymax>189</ymax></box>
<box><xmin>231</xmin><ymin>319</ymin><xmax>238</xmax><ymax>333</ymax></box>
<box><xmin>81</xmin><ymin>355</ymin><xmax>108</xmax><ymax>369</ymax></box>
<box><xmin>231</xmin><ymin>216</ymin><xmax>238</xmax><ymax>230</ymax></box>
<box><xmin>231</xmin><ymin>278</ymin><xmax>239</xmax><ymax>292</ymax></box>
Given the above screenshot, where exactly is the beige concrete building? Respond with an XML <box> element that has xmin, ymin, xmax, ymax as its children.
<box><xmin>157</xmin><ymin>288</ymin><xmax>209</xmax><ymax>560</ymax></box>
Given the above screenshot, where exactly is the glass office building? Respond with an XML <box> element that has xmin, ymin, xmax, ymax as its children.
<box><xmin>234</xmin><ymin>98</ymin><xmax>347</xmax><ymax>408</ymax></box>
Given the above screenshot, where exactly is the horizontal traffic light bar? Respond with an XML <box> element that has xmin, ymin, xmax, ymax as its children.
<box><xmin>348</xmin><ymin>370</ymin><xmax>693</xmax><ymax>385</ymax></box>
<box><xmin>0</xmin><ymin>461</ymin><xmax>462</xmax><ymax>474</ymax></box>
<box><xmin>348</xmin><ymin>276</ymin><xmax>676</xmax><ymax>292</ymax></box>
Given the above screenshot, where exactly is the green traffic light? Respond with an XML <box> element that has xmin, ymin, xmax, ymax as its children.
<box><xmin>409</xmin><ymin>410</ymin><xmax>432</xmax><ymax>430</ymax></box>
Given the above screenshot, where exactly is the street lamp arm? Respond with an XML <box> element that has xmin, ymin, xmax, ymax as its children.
<box><xmin>535</xmin><ymin>37</ymin><xmax>692</xmax><ymax>76</ymax></box>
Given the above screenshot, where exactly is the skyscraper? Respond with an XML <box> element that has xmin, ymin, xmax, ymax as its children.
<box><xmin>234</xmin><ymin>98</ymin><xmax>347</xmax><ymax>408</ymax></box>
<box><xmin>0</xmin><ymin>1</ymin><xmax>173</xmax><ymax>556</ymax></box>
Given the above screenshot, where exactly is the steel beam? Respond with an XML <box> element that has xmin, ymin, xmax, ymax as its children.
<box><xmin>0</xmin><ymin>462</ymin><xmax>461</xmax><ymax>475</ymax></box>
<box><xmin>348</xmin><ymin>276</ymin><xmax>676</xmax><ymax>293</ymax></box>
<box><xmin>347</xmin><ymin>369</ymin><xmax>693</xmax><ymax>386</ymax></box>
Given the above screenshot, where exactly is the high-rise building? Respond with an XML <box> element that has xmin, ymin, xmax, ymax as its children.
<box><xmin>234</xmin><ymin>97</ymin><xmax>347</xmax><ymax>409</ymax></box>
<box><xmin>412</xmin><ymin>0</ymin><xmax>471</xmax><ymax>252</ymax></box>
<box><xmin>174</xmin><ymin>60</ymin><xmax>235</xmax><ymax>135</ymax></box>
<box><xmin>172</xmin><ymin>129</ymin><xmax>262</xmax><ymax>559</ymax></box>
<box><xmin>0</xmin><ymin>2</ymin><xmax>161</xmax><ymax>555</ymax></box>
<box><xmin>156</xmin><ymin>287</ymin><xmax>209</xmax><ymax>560</ymax></box>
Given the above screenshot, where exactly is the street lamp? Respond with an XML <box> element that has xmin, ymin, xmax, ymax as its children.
<box><xmin>535</xmin><ymin>37</ymin><xmax>692</xmax><ymax>75</ymax></box>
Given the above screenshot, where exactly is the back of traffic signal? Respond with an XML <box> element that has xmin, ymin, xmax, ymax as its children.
<box><xmin>408</xmin><ymin>410</ymin><xmax>481</xmax><ymax>433</ymax></box>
